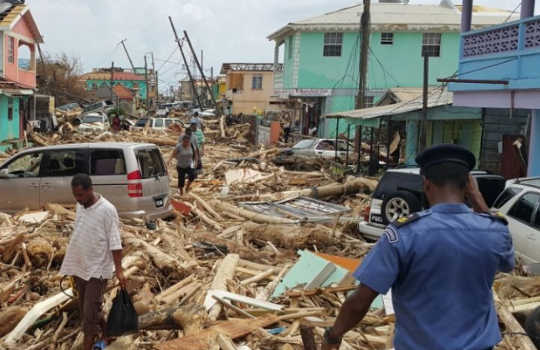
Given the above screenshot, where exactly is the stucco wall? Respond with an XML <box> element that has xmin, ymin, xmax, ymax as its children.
<box><xmin>230</xmin><ymin>71</ymin><xmax>274</xmax><ymax>115</ymax></box>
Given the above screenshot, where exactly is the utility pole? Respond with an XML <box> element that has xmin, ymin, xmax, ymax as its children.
<box><xmin>120</xmin><ymin>39</ymin><xmax>136</xmax><ymax>72</ymax></box>
<box><xmin>183</xmin><ymin>30</ymin><xmax>217</xmax><ymax>108</ymax></box>
<box><xmin>110</xmin><ymin>61</ymin><xmax>114</xmax><ymax>104</ymax></box>
<box><xmin>420</xmin><ymin>54</ymin><xmax>429</xmax><ymax>153</ymax></box>
<box><xmin>151</xmin><ymin>52</ymin><xmax>159</xmax><ymax>106</ymax></box>
<box><xmin>355</xmin><ymin>0</ymin><xmax>371</xmax><ymax>174</ymax></box>
<box><xmin>356</xmin><ymin>0</ymin><xmax>371</xmax><ymax>109</ymax></box>
<box><xmin>144</xmin><ymin>55</ymin><xmax>149</xmax><ymax>110</ymax></box>
<box><xmin>168</xmin><ymin>16</ymin><xmax>202</xmax><ymax>108</ymax></box>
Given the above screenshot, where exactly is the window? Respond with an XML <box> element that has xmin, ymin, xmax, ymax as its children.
<box><xmin>91</xmin><ymin>149</ymin><xmax>126</xmax><ymax>176</ymax></box>
<box><xmin>293</xmin><ymin>139</ymin><xmax>316</xmax><ymax>149</ymax></box>
<box><xmin>288</xmin><ymin>36</ymin><xmax>293</xmax><ymax>59</ymax></box>
<box><xmin>422</xmin><ymin>33</ymin><xmax>441</xmax><ymax>57</ymax></box>
<box><xmin>381</xmin><ymin>33</ymin><xmax>394</xmax><ymax>45</ymax></box>
<box><xmin>323</xmin><ymin>32</ymin><xmax>343</xmax><ymax>57</ymax></box>
<box><xmin>4</xmin><ymin>152</ymin><xmax>43</xmax><ymax>177</ymax></box>
<box><xmin>18</xmin><ymin>43</ymin><xmax>32</xmax><ymax>70</ymax></box>
<box><xmin>316</xmin><ymin>140</ymin><xmax>336</xmax><ymax>151</ymax></box>
<box><xmin>7</xmin><ymin>98</ymin><xmax>12</xmax><ymax>121</ymax></box>
<box><xmin>364</xmin><ymin>96</ymin><xmax>375</xmax><ymax>108</ymax></box>
<box><xmin>493</xmin><ymin>187</ymin><xmax>522</xmax><ymax>209</ymax></box>
<box><xmin>508</xmin><ymin>193</ymin><xmax>540</xmax><ymax>225</ymax></box>
<box><xmin>41</xmin><ymin>149</ymin><xmax>88</xmax><ymax>177</ymax></box>
<box><xmin>136</xmin><ymin>149</ymin><xmax>166</xmax><ymax>179</ymax></box>
<box><xmin>154</xmin><ymin>118</ymin><xmax>164</xmax><ymax>128</ymax></box>
<box><xmin>8</xmin><ymin>37</ymin><xmax>14</xmax><ymax>63</ymax></box>
<box><xmin>252</xmin><ymin>75</ymin><xmax>263</xmax><ymax>90</ymax></box>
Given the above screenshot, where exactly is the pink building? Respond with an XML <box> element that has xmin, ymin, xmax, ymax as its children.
<box><xmin>0</xmin><ymin>3</ymin><xmax>43</xmax><ymax>147</ymax></box>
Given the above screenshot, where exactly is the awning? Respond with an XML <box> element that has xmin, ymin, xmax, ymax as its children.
<box><xmin>0</xmin><ymin>88</ymin><xmax>34</xmax><ymax>96</ymax></box>
<box><xmin>325</xmin><ymin>89</ymin><xmax>453</xmax><ymax>128</ymax></box>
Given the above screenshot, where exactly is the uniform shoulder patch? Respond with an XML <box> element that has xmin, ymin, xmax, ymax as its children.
<box><xmin>477</xmin><ymin>211</ymin><xmax>509</xmax><ymax>225</ymax></box>
<box><xmin>393</xmin><ymin>210</ymin><xmax>431</xmax><ymax>228</ymax></box>
<box><xmin>384</xmin><ymin>226</ymin><xmax>400</xmax><ymax>243</ymax></box>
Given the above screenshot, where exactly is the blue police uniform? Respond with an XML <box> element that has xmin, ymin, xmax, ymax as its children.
<box><xmin>354</xmin><ymin>204</ymin><xmax>514</xmax><ymax>350</ymax></box>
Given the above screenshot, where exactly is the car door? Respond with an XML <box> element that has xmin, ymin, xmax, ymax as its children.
<box><xmin>39</xmin><ymin>148</ymin><xmax>89</xmax><ymax>207</ymax></box>
<box><xmin>315</xmin><ymin>140</ymin><xmax>337</xmax><ymax>159</ymax></box>
<box><xmin>506</xmin><ymin>192</ymin><xmax>540</xmax><ymax>264</ymax></box>
<box><xmin>134</xmin><ymin>147</ymin><xmax>169</xmax><ymax>212</ymax></box>
<box><xmin>0</xmin><ymin>151</ymin><xmax>43</xmax><ymax>211</ymax></box>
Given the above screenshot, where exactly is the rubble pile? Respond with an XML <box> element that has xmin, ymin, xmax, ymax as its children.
<box><xmin>0</xmin><ymin>118</ymin><xmax>539</xmax><ymax>350</ymax></box>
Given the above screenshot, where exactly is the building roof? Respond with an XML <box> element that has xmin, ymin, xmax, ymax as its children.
<box><xmin>0</xmin><ymin>4</ymin><xmax>43</xmax><ymax>43</ymax></box>
<box><xmin>268</xmin><ymin>2</ymin><xmax>517</xmax><ymax>41</ymax></box>
<box><xmin>220</xmin><ymin>63</ymin><xmax>281</xmax><ymax>74</ymax></box>
<box><xmin>325</xmin><ymin>87</ymin><xmax>452</xmax><ymax>122</ymax></box>
<box><xmin>81</xmin><ymin>71</ymin><xmax>145</xmax><ymax>82</ymax></box>
<box><xmin>112</xmin><ymin>84</ymin><xmax>135</xmax><ymax>100</ymax></box>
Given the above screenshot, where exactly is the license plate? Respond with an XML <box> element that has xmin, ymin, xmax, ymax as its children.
<box><xmin>155</xmin><ymin>199</ymin><xmax>164</xmax><ymax>207</ymax></box>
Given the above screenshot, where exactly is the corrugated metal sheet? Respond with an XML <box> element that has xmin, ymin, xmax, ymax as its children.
<box><xmin>268</xmin><ymin>3</ymin><xmax>517</xmax><ymax>40</ymax></box>
<box><xmin>240</xmin><ymin>196</ymin><xmax>350</xmax><ymax>220</ymax></box>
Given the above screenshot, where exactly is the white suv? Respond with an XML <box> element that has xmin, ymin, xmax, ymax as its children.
<box><xmin>492</xmin><ymin>178</ymin><xmax>540</xmax><ymax>264</ymax></box>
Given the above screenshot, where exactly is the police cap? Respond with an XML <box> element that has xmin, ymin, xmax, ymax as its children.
<box><xmin>415</xmin><ymin>144</ymin><xmax>475</xmax><ymax>174</ymax></box>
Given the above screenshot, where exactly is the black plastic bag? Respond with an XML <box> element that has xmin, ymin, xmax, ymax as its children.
<box><xmin>105</xmin><ymin>288</ymin><xmax>138</xmax><ymax>337</ymax></box>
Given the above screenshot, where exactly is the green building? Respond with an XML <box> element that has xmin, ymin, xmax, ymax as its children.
<box><xmin>81</xmin><ymin>69</ymin><xmax>147</xmax><ymax>101</ymax></box>
<box><xmin>267</xmin><ymin>0</ymin><xmax>514</xmax><ymax>138</ymax></box>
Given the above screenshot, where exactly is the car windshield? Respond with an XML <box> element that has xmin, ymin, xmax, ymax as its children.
<box><xmin>293</xmin><ymin>139</ymin><xmax>316</xmax><ymax>149</ymax></box>
<box><xmin>519</xmin><ymin>178</ymin><xmax>540</xmax><ymax>188</ymax></box>
<box><xmin>82</xmin><ymin>115</ymin><xmax>103</xmax><ymax>123</ymax></box>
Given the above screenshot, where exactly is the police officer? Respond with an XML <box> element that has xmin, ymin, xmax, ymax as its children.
<box><xmin>322</xmin><ymin>144</ymin><xmax>515</xmax><ymax>350</ymax></box>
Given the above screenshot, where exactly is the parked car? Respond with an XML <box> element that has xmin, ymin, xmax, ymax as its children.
<box><xmin>200</xmin><ymin>109</ymin><xmax>216</xmax><ymax>118</ymax></box>
<box><xmin>358</xmin><ymin>168</ymin><xmax>506</xmax><ymax>240</ymax></box>
<box><xmin>0</xmin><ymin>143</ymin><xmax>173</xmax><ymax>222</ymax></box>
<box><xmin>77</xmin><ymin>113</ymin><xmax>110</xmax><ymax>132</ymax></box>
<box><xmin>132</xmin><ymin>118</ymin><xmax>181</xmax><ymax>131</ymax></box>
<box><xmin>83</xmin><ymin>100</ymin><xmax>114</xmax><ymax>114</ymax></box>
<box><xmin>273</xmin><ymin>138</ymin><xmax>355</xmax><ymax>165</ymax></box>
<box><xmin>492</xmin><ymin>177</ymin><xmax>540</xmax><ymax>264</ymax></box>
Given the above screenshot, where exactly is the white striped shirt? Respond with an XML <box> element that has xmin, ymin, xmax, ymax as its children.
<box><xmin>60</xmin><ymin>195</ymin><xmax>122</xmax><ymax>281</ymax></box>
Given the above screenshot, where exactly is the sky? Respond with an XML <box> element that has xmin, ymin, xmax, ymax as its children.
<box><xmin>25</xmin><ymin>0</ymin><xmax>523</xmax><ymax>94</ymax></box>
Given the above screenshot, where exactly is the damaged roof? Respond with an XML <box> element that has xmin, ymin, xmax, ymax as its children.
<box><xmin>268</xmin><ymin>2</ymin><xmax>517</xmax><ymax>41</ymax></box>
<box><xmin>325</xmin><ymin>87</ymin><xmax>453</xmax><ymax>122</ymax></box>
<box><xmin>220</xmin><ymin>63</ymin><xmax>281</xmax><ymax>74</ymax></box>
<box><xmin>0</xmin><ymin>3</ymin><xmax>43</xmax><ymax>43</ymax></box>
<box><xmin>81</xmin><ymin>71</ymin><xmax>145</xmax><ymax>82</ymax></box>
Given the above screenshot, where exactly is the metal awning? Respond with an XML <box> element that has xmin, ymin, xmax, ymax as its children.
<box><xmin>239</xmin><ymin>196</ymin><xmax>350</xmax><ymax>221</ymax></box>
<box><xmin>324</xmin><ymin>89</ymin><xmax>453</xmax><ymax>127</ymax></box>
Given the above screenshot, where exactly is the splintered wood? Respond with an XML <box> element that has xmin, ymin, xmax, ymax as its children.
<box><xmin>0</xmin><ymin>115</ymin><xmax>536</xmax><ymax>350</ymax></box>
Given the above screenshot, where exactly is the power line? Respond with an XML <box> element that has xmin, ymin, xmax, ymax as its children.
<box><xmin>156</xmin><ymin>46</ymin><xmax>180</xmax><ymax>72</ymax></box>
<box><xmin>504</xmin><ymin>3</ymin><xmax>521</xmax><ymax>23</ymax></box>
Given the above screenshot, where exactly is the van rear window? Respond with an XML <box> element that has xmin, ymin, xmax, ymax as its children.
<box><xmin>136</xmin><ymin>149</ymin><xmax>166</xmax><ymax>179</ymax></box>
<box><xmin>91</xmin><ymin>149</ymin><xmax>126</xmax><ymax>175</ymax></box>
<box><xmin>493</xmin><ymin>187</ymin><xmax>521</xmax><ymax>209</ymax></box>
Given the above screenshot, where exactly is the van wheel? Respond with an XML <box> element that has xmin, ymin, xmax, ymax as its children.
<box><xmin>382</xmin><ymin>191</ymin><xmax>421</xmax><ymax>225</ymax></box>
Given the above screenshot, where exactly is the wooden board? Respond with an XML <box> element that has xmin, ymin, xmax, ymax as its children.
<box><xmin>155</xmin><ymin>315</ymin><xmax>279</xmax><ymax>350</ymax></box>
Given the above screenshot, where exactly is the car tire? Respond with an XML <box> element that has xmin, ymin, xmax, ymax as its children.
<box><xmin>381</xmin><ymin>191</ymin><xmax>421</xmax><ymax>225</ymax></box>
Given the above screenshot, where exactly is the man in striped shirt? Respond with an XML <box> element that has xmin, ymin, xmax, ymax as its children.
<box><xmin>60</xmin><ymin>173</ymin><xmax>126</xmax><ymax>350</ymax></box>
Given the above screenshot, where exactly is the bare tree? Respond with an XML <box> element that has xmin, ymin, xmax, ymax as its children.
<box><xmin>37</xmin><ymin>53</ymin><xmax>91</xmax><ymax>106</ymax></box>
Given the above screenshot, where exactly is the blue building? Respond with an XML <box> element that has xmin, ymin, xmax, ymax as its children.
<box><xmin>449</xmin><ymin>0</ymin><xmax>540</xmax><ymax>177</ymax></box>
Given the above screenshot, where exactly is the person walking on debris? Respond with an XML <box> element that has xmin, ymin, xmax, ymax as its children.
<box><xmin>322</xmin><ymin>144</ymin><xmax>515</xmax><ymax>350</ymax></box>
<box><xmin>59</xmin><ymin>174</ymin><xmax>126</xmax><ymax>350</ymax></box>
<box><xmin>168</xmin><ymin>134</ymin><xmax>198</xmax><ymax>195</ymax></box>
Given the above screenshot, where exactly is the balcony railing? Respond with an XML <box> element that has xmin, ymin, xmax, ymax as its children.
<box><xmin>450</xmin><ymin>15</ymin><xmax>540</xmax><ymax>92</ymax></box>
<box><xmin>462</xmin><ymin>16</ymin><xmax>540</xmax><ymax>59</ymax></box>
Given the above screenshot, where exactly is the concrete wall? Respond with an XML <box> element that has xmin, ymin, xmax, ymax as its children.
<box><xmin>229</xmin><ymin>71</ymin><xmax>274</xmax><ymax>115</ymax></box>
<box><xmin>4</xmin><ymin>16</ymin><xmax>37</xmax><ymax>88</ymax></box>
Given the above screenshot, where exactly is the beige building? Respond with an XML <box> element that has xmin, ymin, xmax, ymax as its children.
<box><xmin>220</xmin><ymin>63</ymin><xmax>281</xmax><ymax>115</ymax></box>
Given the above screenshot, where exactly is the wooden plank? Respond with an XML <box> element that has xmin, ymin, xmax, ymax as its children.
<box><xmin>4</xmin><ymin>288</ymin><xmax>74</xmax><ymax>344</ymax></box>
<box><xmin>208</xmin><ymin>254</ymin><xmax>240</xmax><ymax>320</ymax></box>
<box><xmin>156</xmin><ymin>315</ymin><xmax>279</xmax><ymax>350</ymax></box>
<box><xmin>204</xmin><ymin>290</ymin><xmax>283</xmax><ymax>312</ymax></box>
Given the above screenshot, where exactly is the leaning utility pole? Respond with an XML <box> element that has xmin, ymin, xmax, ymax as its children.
<box><xmin>120</xmin><ymin>39</ymin><xmax>136</xmax><ymax>72</ymax></box>
<box><xmin>151</xmin><ymin>52</ymin><xmax>159</xmax><ymax>106</ymax></box>
<box><xmin>356</xmin><ymin>0</ymin><xmax>371</xmax><ymax>109</ymax></box>
<box><xmin>183</xmin><ymin>30</ymin><xmax>217</xmax><ymax>108</ymax></box>
<box><xmin>144</xmin><ymin>55</ymin><xmax>150</xmax><ymax>110</ymax></box>
<box><xmin>168</xmin><ymin>16</ymin><xmax>201</xmax><ymax>108</ymax></box>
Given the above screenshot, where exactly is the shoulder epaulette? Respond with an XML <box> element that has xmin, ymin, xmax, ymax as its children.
<box><xmin>477</xmin><ymin>211</ymin><xmax>508</xmax><ymax>225</ymax></box>
<box><xmin>393</xmin><ymin>210</ymin><xmax>431</xmax><ymax>228</ymax></box>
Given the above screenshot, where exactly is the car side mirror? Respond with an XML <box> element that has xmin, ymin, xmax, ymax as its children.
<box><xmin>0</xmin><ymin>168</ymin><xmax>10</xmax><ymax>178</ymax></box>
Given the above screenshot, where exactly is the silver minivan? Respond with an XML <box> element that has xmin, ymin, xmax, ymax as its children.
<box><xmin>0</xmin><ymin>143</ymin><xmax>173</xmax><ymax>221</ymax></box>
